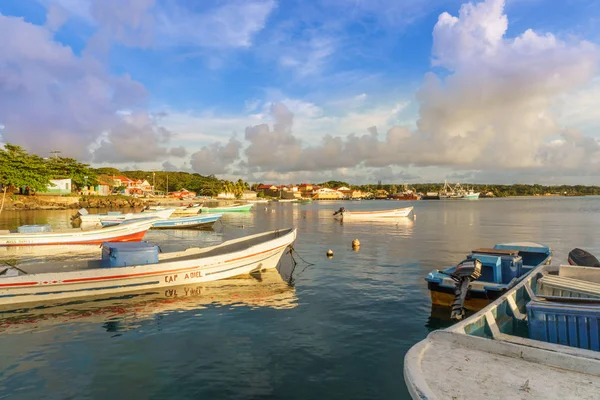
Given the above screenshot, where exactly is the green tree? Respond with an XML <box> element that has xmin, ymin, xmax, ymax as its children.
<box><xmin>0</xmin><ymin>143</ymin><xmax>50</xmax><ymax>192</ymax></box>
<box><xmin>47</xmin><ymin>157</ymin><xmax>97</xmax><ymax>190</ymax></box>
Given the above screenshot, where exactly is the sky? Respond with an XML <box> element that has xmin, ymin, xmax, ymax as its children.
<box><xmin>0</xmin><ymin>0</ymin><xmax>599</xmax><ymax>184</ymax></box>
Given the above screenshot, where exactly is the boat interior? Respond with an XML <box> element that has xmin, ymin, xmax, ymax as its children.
<box><xmin>454</xmin><ymin>264</ymin><xmax>600</xmax><ymax>353</ymax></box>
<box><xmin>0</xmin><ymin>228</ymin><xmax>295</xmax><ymax>276</ymax></box>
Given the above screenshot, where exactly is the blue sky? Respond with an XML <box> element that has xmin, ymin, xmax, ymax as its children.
<box><xmin>0</xmin><ymin>0</ymin><xmax>599</xmax><ymax>184</ymax></box>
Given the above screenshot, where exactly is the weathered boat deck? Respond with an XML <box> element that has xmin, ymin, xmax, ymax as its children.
<box><xmin>405</xmin><ymin>330</ymin><xmax>600</xmax><ymax>399</ymax></box>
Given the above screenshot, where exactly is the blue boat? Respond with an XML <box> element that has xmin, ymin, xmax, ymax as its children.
<box><xmin>425</xmin><ymin>242</ymin><xmax>552</xmax><ymax>311</ymax></box>
<box><xmin>405</xmin><ymin>261</ymin><xmax>600</xmax><ymax>399</ymax></box>
<box><xmin>151</xmin><ymin>213</ymin><xmax>222</xmax><ymax>229</ymax></box>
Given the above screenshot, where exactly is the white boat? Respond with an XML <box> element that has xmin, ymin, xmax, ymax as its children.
<box><xmin>0</xmin><ymin>218</ymin><xmax>156</xmax><ymax>246</ymax></box>
<box><xmin>332</xmin><ymin>206</ymin><xmax>413</xmax><ymax>220</ymax></box>
<box><xmin>78</xmin><ymin>208</ymin><xmax>175</xmax><ymax>225</ymax></box>
<box><xmin>150</xmin><ymin>204</ymin><xmax>202</xmax><ymax>216</ymax></box>
<box><xmin>405</xmin><ymin>262</ymin><xmax>600</xmax><ymax>399</ymax></box>
<box><xmin>248</xmin><ymin>199</ymin><xmax>270</xmax><ymax>204</ymax></box>
<box><xmin>0</xmin><ymin>228</ymin><xmax>296</xmax><ymax>306</ymax></box>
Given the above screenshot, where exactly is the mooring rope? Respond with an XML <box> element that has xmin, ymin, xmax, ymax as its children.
<box><xmin>286</xmin><ymin>245</ymin><xmax>315</xmax><ymax>286</ymax></box>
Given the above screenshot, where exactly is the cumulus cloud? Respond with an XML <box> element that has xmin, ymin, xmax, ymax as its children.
<box><xmin>227</xmin><ymin>0</ymin><xmax>599</xmax><ymax>179</ymax></box>
<box><xmin>190</xmin><ymin>137</ymin><xmax>243</xmax><ymax>175</ymax></box>
<box><xmin>92</xmin><ymin>112</ymin><xmax>178</xmax><ymax>163</ymax></box>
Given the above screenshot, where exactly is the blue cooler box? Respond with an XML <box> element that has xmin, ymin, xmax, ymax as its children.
<box><xmin>527</xmin><ymin>300</ymin><xmax>600</xmax><ymax>351</ymax></box>
<box><xmin>17</xmin><ymin>224</ymin><xmax>52</xmax><ymax>233</ymax></box>
<box><xmin>101</xmin><ymin>242</ymin><xmax>160</xmax><ymax>268</ymax></box>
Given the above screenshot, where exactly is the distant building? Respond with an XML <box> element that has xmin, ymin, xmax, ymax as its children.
<box><xmin>241</xmin><ymin>191</ymin><xmax>258</xmax><ymax>200</ymax></box>
<box><xmin>312</xmin><ymin>187</ymin><xmax>343</xmax><ymax>200</ymax></box>
<box><xmin>217</xmin><ymin>192</ymin><xmax>236</xmax><ymax>199</ymax></box>
<box><xmin>46</xmin><ymin>179</ymin><xmax>72</xmax><ymax>194</ymax></box>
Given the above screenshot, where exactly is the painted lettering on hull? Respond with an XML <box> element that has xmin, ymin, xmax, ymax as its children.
<box><xmin>184</xmin><ymin>271</ymin><xmax>203</xmax><ymax>280</ymax></box>
<box><xmin>164</xmin><ymin>274</ymin><xmax>178</xmax><ymax>283</ymax></box>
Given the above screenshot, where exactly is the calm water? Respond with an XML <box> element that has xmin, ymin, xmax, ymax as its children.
<box><xmin>1</xmin><ymin>197</ymin><xmax>600</xmax><ymax>399</ymax></box>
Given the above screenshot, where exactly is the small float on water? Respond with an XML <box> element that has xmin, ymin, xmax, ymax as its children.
<box><xmin>332</xmin><ymin>206</ymin><xmax>413</xmax><ymax>220</ymax></box>
<box><xmin>0</xmin><ymin>228</ymin><xmax>296</xmax><ymax>306</ymax></box>
<box><xmin>425</xmin><ymin>242</ymin><xmax>552</xmax><ymax>314</ymax></box>
<box><xmin>405</xmin><ymin>249</ymin><xmax>600</xmax><ymax>399</ymax></box>
<box><xmin>0</xmin><ymin>218</ymin><xmax>156</xmax><ymax>247</ymax></box>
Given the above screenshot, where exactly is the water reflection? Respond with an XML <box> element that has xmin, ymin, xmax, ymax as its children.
<box><xmin>0</xmin><ymin>270</ymin><xmax>296</xmax><ymax>334</ymax></box>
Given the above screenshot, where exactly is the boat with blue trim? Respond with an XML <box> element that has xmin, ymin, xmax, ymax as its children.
<box><xmin>0</xmin><ymin>228</ymin><xmax>296</xmax><ymax>306</ymax></box>
<box><xmin>425</xmin><ymin>242</ymin><xmax>552</xmax><ymax>311</ymax></box>
<box><xmin>151</xmin><ymin>213</ymin><xmax>222</xmax><ymax>229</ymax></box>
<box><xmin>405</xmin><ymin>256</ymin><xmax>600</xmax><ymax>399</ymax></box>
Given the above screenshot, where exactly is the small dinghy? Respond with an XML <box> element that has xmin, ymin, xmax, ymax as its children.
<box><xmin>77</xmin><ymin>208</ymin><xmax>175</xmax><ymax>225</ymax></box>
<box><xmin>405</xmin><ymin>252</ymin><xmax>600</xmax><ymax>399</ymax></box>
<box><xmin>0</xmin><ymin>228</ymin><xmax>296</xmax><ymax>306</ymax></box>
<box><xmin>151</xmin><ymin>213</ymin><xmax>223</xmax><ymax>229</ymax></box>
<box><xmin>332</xmin><ymin>206</ymin><xmax>413</xmax><ymax>220</ymax></box>
<box><xmin>425</xmin><ymin>242</ymin><xmax>552</xmax><ymax>315</ymax></box>
<box><xmin>200</xmin><ymin>204</ymin><xmax>253</xmax><ymax>213</ymax></box>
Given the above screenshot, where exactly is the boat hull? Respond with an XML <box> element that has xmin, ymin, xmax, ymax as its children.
<box><xmin>200</xmin><ymin>204</ymin><xmax>253</xmax><ymax>213</ymax></box>
<box><xmin>151</xmin><ymin>214</ymin><xmax>222</xmax><ymax>229</ymax></box>
<box><xmin>428</xmin><ymin>283</ymin><xmax>499</xmax><ymax>311</ymax></box>
<box><xmin>0</xmin><ymin>229</ymin><xmax>296</xmax><ymax>306</ymax></box>
<box><xmin>80</xmin><ymin>209</ymin><xmax>175</xmax><ymax>224</ymax></box>
<box><xmin>0</xmin><ymin>219</ymin><xmax>154</xmax><ymax>246</ymax></box>
<box><xmin>333</xmin><ymin>207</ymin><xmax>413</xmax><ymax>220</ymax></box>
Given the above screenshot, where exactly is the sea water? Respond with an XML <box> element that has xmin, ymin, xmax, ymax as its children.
<box><xmin>1</xmin><ymin>197</ymin><xmax>599</xmax><ymax>399</ymax></box>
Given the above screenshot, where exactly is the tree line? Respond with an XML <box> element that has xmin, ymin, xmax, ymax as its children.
<box><xmin>315</xmin><ymin>181</ymin><xmax>600</xmax><ymax>197</ymax></box>
<box><xmin>2</xmin><ymin>143</ymin><xmax>599</xmax><ymax>198</ymax></box>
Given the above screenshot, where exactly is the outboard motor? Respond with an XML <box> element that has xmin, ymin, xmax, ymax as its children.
<box><xmin>568</xmin><ymin>248</ymin><xmax>600</xmax><ymax>267</ymax></box>
<box><xmin>333</xmin><ymin>207</ymin><xmax>346</xmax><ymax>216</ymax></box>
<box><xmin>450</xmin><ymin>258</ymin><xmax>482</xmax><ymax>320</ymax></box>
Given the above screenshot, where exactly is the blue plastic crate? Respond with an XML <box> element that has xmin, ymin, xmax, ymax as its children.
<box><xmin>526</xmin><ymin>300</ymin><xmax>600</xmax><ymax>351</ymax></box>
<box><xmin>17</xmin><ymin>224</ymin><xmax>52</xmax><ymax>233</ymax></box>
<box><xmin>101</xmin><ymin>241</ymin><xmax>160</xmax><ymax>268</ymax></box>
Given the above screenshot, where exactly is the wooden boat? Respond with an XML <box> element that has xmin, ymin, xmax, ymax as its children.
<box><xmin>0</xmin><ymin>228</ymin><xmax>296</xmax><ymax>306</ymax></box>
<box><xmin>0</xmin><ymin>218</ymin><xmax>156</xmax><ymax>246</ymax></box>
<box><xmin>200</xmin><ymin>204</ymin><xmax>253</xmax><ymax>213</ymax></box>
<box><xmin>425</xmin><ymin>242</ymin><xmax>552</xmax><ymax>311</ymax></box>
<box><xmin>78</xmin><ymin>208</ymin><xmax>175</xmax><ymax>225</ymax></box>
<box><xmin>332</xmin><ymin>206</ymin><xmax>413</xmax><ymax>220</ymax></box>
<box><xmin>151</xmin><ymin>213</ymin><xmax>222</xmax><ymax>229</ymax></box>
<box><xmin>405</xmin><ymin>263</ymin><xmax>600</xmax><ymax>399</ymax></box>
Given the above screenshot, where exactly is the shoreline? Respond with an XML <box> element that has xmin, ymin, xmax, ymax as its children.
<box><xmin>0</xmin><ymin>193</ymin><xmax>593</xmax><ymax>212</ymax></box>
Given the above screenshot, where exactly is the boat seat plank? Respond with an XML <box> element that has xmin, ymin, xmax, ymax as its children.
<box><xmin>537</xmin><ymin>275</ymin><xmax>600</xmax><ymax>298</ymax></box>
<box><xmin>472</xmin><ymin>248</ymin><xmax>519</xmax><ymax>256</ymax></box>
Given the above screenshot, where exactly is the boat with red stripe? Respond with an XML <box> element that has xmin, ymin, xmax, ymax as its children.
<box><xmin>0</xmin><ymin>228</ymin><xmax>296</xmax><ymax>306</ymax></box>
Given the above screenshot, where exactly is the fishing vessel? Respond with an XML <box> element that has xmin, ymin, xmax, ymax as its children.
<box><xmin>332</xmin><ymin>206</ymin><xmax>413</xmax><ymax>220</ymax></box>
<box><xmin>77</xmin><ymin>208</ymin><xmax>175</xmax><ymax>225</ymax></box>
<box><xmin>0</xmin><ymin>228</ymin><xmax>296</xmax><ymax>306</ymax></box>
<box><xmin>151</xmin><ymin>213</ymin><xmax>222</xmax><ymax>229</ymax></box>
<box><xmin>405</xmin><ymin>256</ymin><xmax>600</xmax><ymax>399</ymax></box>
<box><xmin>389</xmin><ymin>185</ymin><xmax>421</xmax><ymax>200</ymax></box>
<box><xmin>0</xmin><ymin>218</ymin><xmax>156</xmax><ymax>246</ymax></box>
<box><xmin>200</xmin><ymin>204</ymin><xmax>253</xmax><ymax>213</ymax></box>
<box><xmin>425</xmin><ymin>242</ymin><xmax>552</xmax><ymax>312</ymax></box>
